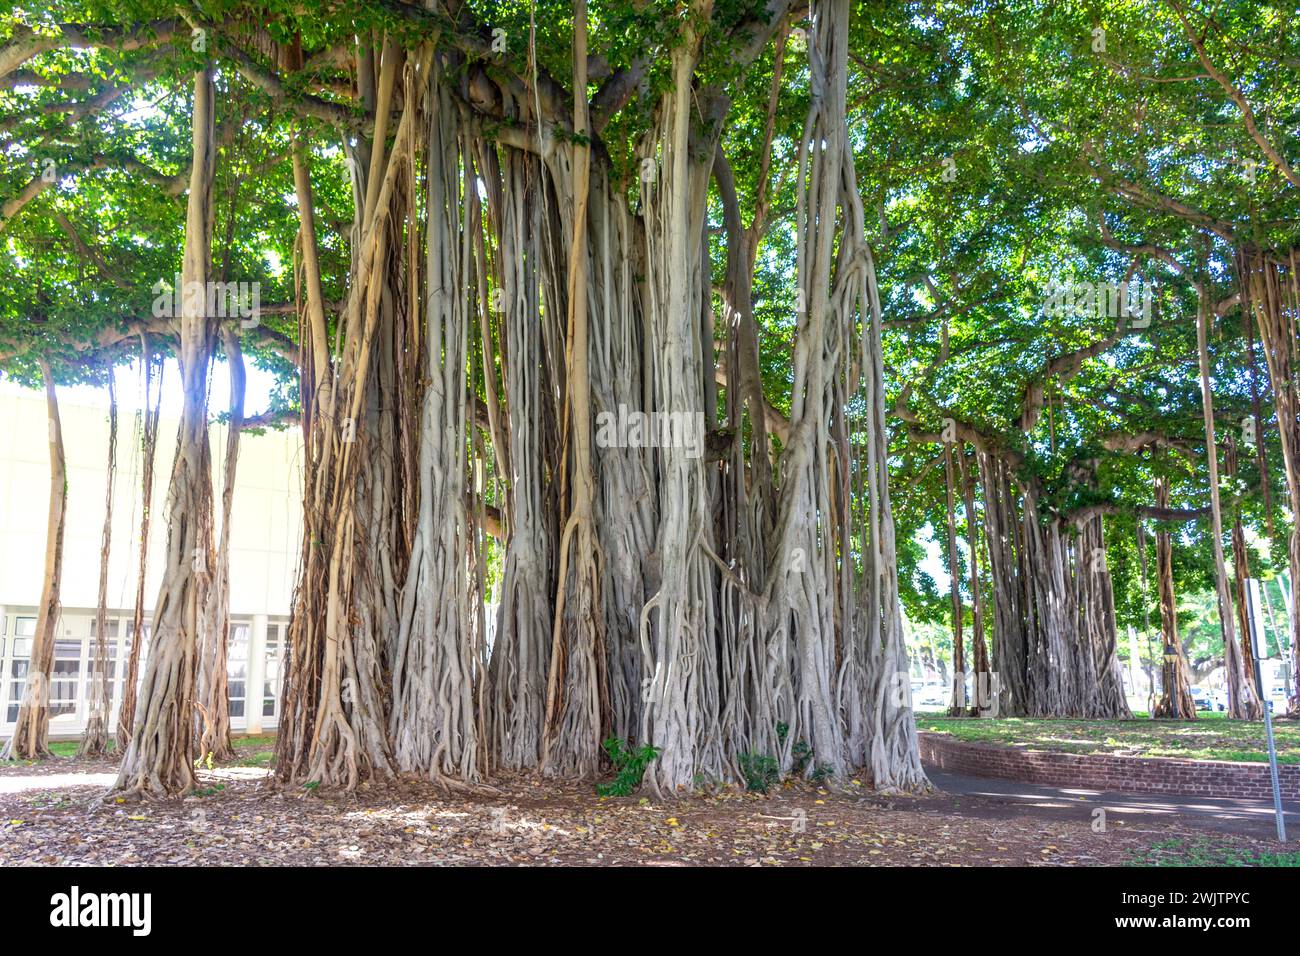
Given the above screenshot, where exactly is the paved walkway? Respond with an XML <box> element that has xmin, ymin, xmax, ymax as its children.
<box><xmin>924</xmin><ymin>767</ymin><xmax>1299</xmax><ymax>840</ymax></box>
<box><xmin>0</xmin><ymin>772</ymin><xmax>118</xmax><ymax>794</ymax></box>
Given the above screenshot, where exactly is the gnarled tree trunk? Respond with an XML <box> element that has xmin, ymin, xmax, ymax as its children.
<box><xmin>541</xmin><ymin>0</ymin><xmax>608</xmax><ymax>777</ymax></box>
<box><xmin>1151</xmin><ymin>476</ymin><xmax>1196</xmax><ymax>719</ymax></box>
<box><xmin>117</xmin><ymin>340</ymin><xmax>162</xmax><ymax>752</ymax></box>
<box><xmin>1195</xmin><ymin>277</ymin><xmax>1262</xmax><ymax>720</ymax></box>
<box><xmin>1240</xmin><ymin>249</ymin><xmax>1300</xmax><ymax>714</ymax></box>
<box><xmin>485</xmin><ymin>143</ymin><xmax>556</xmax><ymax>770</ymax></box>
<box><xmin>79</xmin><ymin>374</ymin><xmax>117</xmax><ymax>757</ymax></box>
<box><xmin>113</xmin><ymin>68</ymin><xmax>218</xmax><ymax>797</ymax></box>
<box><xmin>390</xmin><ymin>57</ymin><xmax>483</xmax><ymax>786</ymax></box>
<box><xmin>943</xmin><ymin>443</ymin><xmax>966</xmax><ymax>714</ymax></box>
<box><xmin>2</xmin><ymin>359</ymin><xmax>66</xmax><ymax>760</ymax></box>
<box><xmin>280</xmin><ymin>39</ymin><xmax>421</xmax><ymax>789</ymax></box>
<box><xmin>979</xmin><ymin>450</ymin><xmax>1028</xmax><ymax>715</ymax></box>
<box><xmin>638</xmin><ymin>16</ymin><xmax>725</xmax><ymax>792</ymax></box>
<box><xmin>195</xmin><ymin>328</ymin><xmax>243</xmax><ymax>762</ymax></box>
<box><xmin>1226</xmin><ymin>434</ymin><xmax>1261</xmax><ymax>694</ymax></box>
<box><xmin>1074</xmin><ymin>513</ymin><xmax>1132</xmax><ymax>718</ymax></box>
<box><xmin>960</xmin><ymin>449</ymin><xmax>990</xmax><ymax>714</ymax></box>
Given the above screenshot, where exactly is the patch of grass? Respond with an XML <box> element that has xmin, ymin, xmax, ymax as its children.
<box><xmin>227</xmin><ymin>734</ymin><xmax>277</xmax><ymax>768</ymax></box>
<box><xmin>916</xmin><ymin>714</ymin><xmax>1300</xmax><ymax>764</ymax></box>
<box><xmin>1130</xmin><ymin>838</ymin><xmax>1300</xmax><ymax>867</ymax></box>
<box><xmin>3</xmin><ymin>740</ymin><xmax>114</xmax><ymax>762</ymax></box>
<box><xmin>233</xmin><ymin>749</ymin><xmax>276</xmax><ymax>767</ymax></box>
<box><xmin>4</xmin><ymin>735</ymin><xmax>271</xmax><ymax>765</ymax></box>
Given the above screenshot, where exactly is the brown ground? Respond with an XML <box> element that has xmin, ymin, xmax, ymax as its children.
<box><xmin>2</xmin><ymin>737</ymin><xmax>1291</xmax><ymax>866</ymax></box>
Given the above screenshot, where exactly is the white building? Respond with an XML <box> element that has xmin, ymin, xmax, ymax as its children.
<box><xmin>0</xmin><ymin>381</ymin><xmax>303</xmax><ymax>740</ymax></box>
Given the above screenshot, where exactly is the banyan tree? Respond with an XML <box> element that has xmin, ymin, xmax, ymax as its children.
<box><xmin>0</xmin><ymin>0</ymin><xmax>931</xmax><ymax>796</ymax></box>
<box><xmin>2</xmin><ymin>0</ymin><xmax>1297</xmax><ymax>797</ymax></box>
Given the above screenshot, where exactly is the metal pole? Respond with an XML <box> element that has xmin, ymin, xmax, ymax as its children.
<box><xmin>1263</xmin><ymin>700</ymin><xmax>1287</xmax><ymax>843</ymax></box>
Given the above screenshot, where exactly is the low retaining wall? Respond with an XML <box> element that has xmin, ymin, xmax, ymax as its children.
<box><xmin>918</xmin><ymin>732</ymin><xmax>1300</xmax><ymax>802</ymax></box>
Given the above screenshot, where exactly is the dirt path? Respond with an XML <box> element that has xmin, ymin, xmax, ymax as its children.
<box><xmin>920</xmin><ymin>769</ymin><xmax>1298</xmax><ymax>840</ymax></box>
<box><xmin>0</xmin><ymin>753</ymin><xmax>1291</xmax><ymax>866</ymax></box>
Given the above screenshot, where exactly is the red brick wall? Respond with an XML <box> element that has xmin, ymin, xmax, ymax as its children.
<box><xmin>918</xmin><ymin>732</ymin><xmax>1300</xmax><ymax>801</ymax></box>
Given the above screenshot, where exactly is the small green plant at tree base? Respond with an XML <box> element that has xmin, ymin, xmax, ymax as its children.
<box><xmin>693</xmin><ymin>771</ymin><xmax>723</xmax><ymax>795</ymax></box>
<box><xmin>739</xmin><ymin>751</ymin><xmax>780</xmax><ymax>793</ymax></box>
<box><xmin>792</xmin><ymin>739</ymin><xmax>812</xmax><ymax>776</ymax></box>
<box><xmin>770</xmin><ymin>722</ymin><xmax>829</xmax><ymax>785</ymax></box>
<box><xmin>595</xmin><ymin>737</ymin><xmax>661</xmax><ymax>797</ymax></box>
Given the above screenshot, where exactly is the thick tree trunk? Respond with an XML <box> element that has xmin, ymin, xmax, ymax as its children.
<box><xmin>713</xmin><ymin>146</ymin><xmax>778</xmax><ymax>766</ymax></box>
<box><xmin>639</xmin><ymin>17</ymin><xmax>725</xmax><ymax>793</ymax></box>
<box><xmin>824</xmin><ymin>0</ymin><xmax>926</xmax><ymax>790</ymax></box>
<box><xmin>587</xmin><ymin>167</ymin><xmax>657</xmax><ymax>749</ymax></box>
<box><xmin>1152</xmin><ymin>476</ymin><xmax>1196</xmax><ymax>719</ymax></box>
<box><xmin>113</xmin><ymin>69</ymin><xmax>218</xmax><ymax>797</ymax></box>
<box><xmin>541</xmin><ymin>0</ymin><xmax>608</xmax><ymax>777</ymax></box>
<box><xmin>1195</xmin><ymin>278</ymin><xmax>1262</xmax><ymax>720</ymax></box>
<box><xmin>1074</xmin><ymin>514</ymin><xmax>1132</xmax><ymax>718</ymax></box>
<box><xmin>978</xmin><ymin>451</ymin><xmax>1027</xmax><ymax>714</ymax></box>
<box><xmin>390</xmin><ymin>58</ymin><xmax>483</xmax><ymax>786</ymax></box>
<box><xmin>485</xmin><ymin>145</ymin><xmax>555</xmax><ymax>770</ymax></box>
<box><xmin>195</xmin><ymin>328</ymin><xmax>243</xmax><ymax>762</ymax></box>
<box><xmin>79</xmin><ymin>376</ymin><xmax>117</xmax><ymax>756</ymax></box>
<box><xmin>281</xmin><ymin>41</ymin><xmax>421</xmax><ymax>788</ymax></box>
<box><xmin>117</xmin><ymin>341</ymin><xmax>162</xmax><ymax>752</ymax></box>
<box><xmin>943</xmin><ymin>443</ymin><xmax>966</xmax><ymax>713</ymax></box>
<box><xmin>1239</xmin><ymin>249</ymin><xmax>1300</xmax><ymax>715</ymax></box>
<box><xmin>960</xmin><ymin>450</ymin><xmax>990</xmax><ymax>714</ymax></box>
<box><xmin>761</xmin><ymin>0</ymin><xmax>855</xmax><ymax>780</ymax></box>
<box><xmin>1226</xmin><ymin>435</ymin><xmax>1261</xmax><ymax>693</ymax></box>
<box><xmin>1</xmin><ymin>360</ymin><xmax>66</xmax><ymax>760</ymax></box>
<box><xmin>1019</xmin><ymin>498</ymin><xmax>1079</xmax><ymax>715</ymax></box>
<box><xmin>980</xmin><ymin>467</ymin><xmax>1128</xmax><ymax>718</ymax></box>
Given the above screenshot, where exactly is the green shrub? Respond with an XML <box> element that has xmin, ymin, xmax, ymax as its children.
<box><xmin>595</xmin><ymin>737</ymin><xmax>661</xmax><ymax>797</ymax></box>
<box><xmin>739</xmin><ymin>751</ymin><xmax>780</xmax><ymax>793</ymax></box>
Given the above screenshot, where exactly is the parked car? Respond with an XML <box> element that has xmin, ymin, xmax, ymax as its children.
<box><xmin>1190</xmin><ymin>685</ymin><xmax>1214</xmax><ymax>711</ymax></box>
<box><xmin>914</xmin><ymin>684</ymin><xmax>948</xmax><ymax>710</ymax></box>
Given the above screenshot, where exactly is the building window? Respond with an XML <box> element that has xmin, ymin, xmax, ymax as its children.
<box><xmin>124</xmin><ymin>621</ymin><xmax>150</xmax><ymax>711</ymax></box>
<box><xmin>228</xmin><ymin>623</ymin><xmax>249</xmax><ymax>719</ymax></box>
<box><xmin>263</xmin><ymin>624</ymin><xmax>284</xmax><ymax>719</ymax></box>
<box><xmin>50</xmin><ymin>636</ymin><xmax>82</xmax><ymax>720</ymax></box>
<box><xmin>89</xmin><ymin>619</ymin><xmax>122</xmax><ymax>713</ymax></box>
<box><xmin>6</xmin><ymin>616</ymin><xmax>35</xmax><ymax>723</ymax></box>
